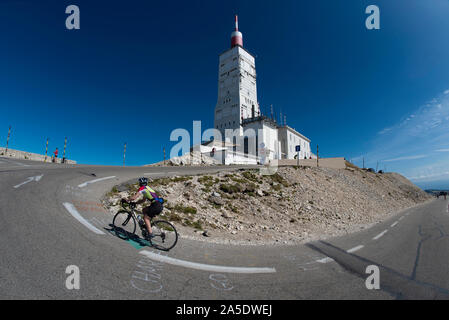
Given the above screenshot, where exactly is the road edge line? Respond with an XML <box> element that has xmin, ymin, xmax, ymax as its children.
<box><xmin>139</xmin><ymin>250</ymin><xmax>276</xmax><ymax>274</ymax></box>
<box><xmin>63</xmin><ymin>202</ymin><xmax>105</xmax><ymax>235</ymax></box>
<box><xmin>78</xmin><ymin>176</ymin><xmax>116</xmax><ymax>188</ymax></box>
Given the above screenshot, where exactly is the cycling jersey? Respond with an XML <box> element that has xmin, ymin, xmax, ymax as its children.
<box><xmin>138</xmin><ymin>185</ymin><xmax>159</xmax><ymax>201</ymax></box>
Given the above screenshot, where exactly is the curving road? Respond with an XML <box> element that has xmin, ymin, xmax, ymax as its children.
<box><xmin>1</xmin><ymin>156</ymin><xmax>449</xmax><ymax>299</ymax></box>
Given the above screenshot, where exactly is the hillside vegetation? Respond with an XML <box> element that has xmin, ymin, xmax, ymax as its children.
<box><xmin>103</xmin><ymin>166</ymin><xmax>431</xmax><ymax>245</ymax></box>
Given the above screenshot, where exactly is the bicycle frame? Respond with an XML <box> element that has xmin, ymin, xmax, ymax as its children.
<box><xmin>123</xmin><ymin>204</ymin><xmax>146</xmax><ymax>229</ymax></box>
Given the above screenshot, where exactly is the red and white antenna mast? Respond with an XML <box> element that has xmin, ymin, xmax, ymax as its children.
<box><xmin>231</xmin><ymin>15</ymin><xmax>243</xmax><ymax>48</ymax></box>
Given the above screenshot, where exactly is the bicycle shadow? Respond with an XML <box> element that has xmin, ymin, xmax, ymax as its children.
<box><xmin>104</xmin><ymin>224</ymin><xmax>150</xmax><ymax>248</ymax></box>
<box><xmin>104</xmin><ymin>224</ymin><xmax>169</xmax><ymax>251</ymax></box>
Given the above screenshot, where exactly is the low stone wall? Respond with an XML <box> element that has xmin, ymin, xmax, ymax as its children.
<box><xmin>278</xmin><ymin>157</ymin><xmax>346</xmax><ymax>169</ymax></box>
<box><xmin>0</xmin><ymin>147</ymin><xmax>77</xmax><ymax>164</ymax></box>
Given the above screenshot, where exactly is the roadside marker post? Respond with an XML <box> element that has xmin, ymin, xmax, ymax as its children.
<box><xmin>63</xmin><ymin>137</ymin><xmax>67</xmax><ymax>163</ymax></box>
<box><xmin>123</xmin><ymin>142</ymin><xmax>127</xmax><ymax>167</ymax></box>
<box><xmin>44</xmin><ymin>138</ymin><xmax>49</xmax><ymax>162</ymax></box>
<box><xmin>317</xmin><ymin>145</ymin><xmax>319</xmax><ymax>168</ymax></box>
<box><xmin>5</xmin><ymin>126</ymin><xmax>11</xmax><ymax>154</ymax></box>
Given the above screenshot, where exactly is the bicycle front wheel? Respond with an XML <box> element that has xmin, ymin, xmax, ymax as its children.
<box><xmin>151</xmin><ymin>220</ymin><xmax>178</xmax><ymax>251</ymax></box>
<box><xmin>113</xmin><ymin>210</ymin><xmax>136</xmax><ymax>240</ymax></box>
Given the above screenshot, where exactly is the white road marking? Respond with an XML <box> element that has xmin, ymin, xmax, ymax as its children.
<box><xmin>13</xmin><ymin>178</ymin><xmax>34</xmax><ymax>189</ymax></box>
<box><xmin>399</xmin><ymin>216</ymin><xmax>404</xmax><ymax>220</ymax></box>
<box><xmin>62</xmin><ymin>202</ymin><xmax>105</xmax><ymax>235</ymax></box>
<box><xmin>373</xmin><ymin>230</ymin><xmax>388</xmax><ymax>240</ymax></box>
<box><xmin>315</xmin><ymin>245</ymin><xmax>364</xmax><ymax>263</ymax></box>
<box><xmin>139</xmin><ymin>250</ymin><xmax>276</xmax><ymax>274</ymax></box>
<box><xmin>347</xmin><ymin>245</ymin><xmax>364</xmax><ymax>253</ymax></box>
<box><xmin>316</xmin><ymin>257</ymin><xmax>334</xmax><ymax>264</ymax></box>
<box><xmin>13</xmin><ymin>175</ymin><xmax>43</xmax><ymax>189</ymax></box>
<box><xmin>78</xmin><ymin>176</ymin><xmax>116</xmax><ymax>188</ymax></box>
<box><xmin>391</xmin><ymin>221</ymin><xmax>399</xmax><ymax>227</ymax></box>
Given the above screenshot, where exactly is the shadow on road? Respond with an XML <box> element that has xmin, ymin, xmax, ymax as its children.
<box><xmin>104</xmin><ymin>224</ymin><xmax>150</xmax><ymax>247</ymax></box>
<box><xmin>104</xmin><ymin>224</ymin><xmax>170</xmax><ymax>251</ymax></box>
<box><xmin>306</xmin><ymin>239</ymin><xmax>449</xmax><ymax>299</ymax></box>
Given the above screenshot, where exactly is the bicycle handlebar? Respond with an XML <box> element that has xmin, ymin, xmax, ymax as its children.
<box><xmin>121</xmin><ymin>199</ymin><xmax>137</xmax><ymax>209</ymax></box>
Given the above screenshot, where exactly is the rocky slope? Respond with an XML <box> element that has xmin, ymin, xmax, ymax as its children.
<box><xmin>145</xmin><ymin>151</ymin><xmax>219</xmax><ymax>166</ymax></box>
<box><xmin>102</xmin><ymin>166</ymin><xmax>432</xmax><ymax>245</ymax></box>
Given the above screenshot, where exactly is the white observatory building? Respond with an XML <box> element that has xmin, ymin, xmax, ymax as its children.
<box><xmin>207</xmin><ymin>16</ymin><xmax>312</xmax><ymax>165</ymax></box>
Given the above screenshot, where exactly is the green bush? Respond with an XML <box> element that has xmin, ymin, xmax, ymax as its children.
<box><xmin>269</xmin><ymin>173</ymin><xmax>289</xmax><ymax>187</ymax></box>
<box><xmin>192</xmin><ymin>220</ymin><xmax>203</xmax><ymax>230</ymax></box>
<box><xmin>198</xmin><ymin>175</ymin><xmax>213</xmax><ymax>184</ymax></box>
<box><xmin>151</xmin><ymin>178</ymin><xmax>171</xmax><ymax>186</ymax></box>
<box><xmin>230</xmin><ymin>176</ymin><xmax>247</xmax><ymax>184</ymax></box>
<box><xmin>226</xmin><ymin>204</ymin><xmax>239</xmax><ymax>213</ymax></box>
<box><xmin>161</xmin><ymin>211</ymin><xmax>182</xmax><ymax>222</ymax></box>
<box><xmin>174</xmin><ymin>204</ymin><xmax>197</xmax><ymax>214</ymax></box>
<box><xmin>219</xmin><ymin>184</ymin><xmax>242</xmax><ymax>194</ymax></box>
<box><xmin>172</xmin><ymin>176</ymin><xmax>192</xmax><ymax>183</ymax></box>
<box><xmin>127</xmin><ymin>184</ymin><xmax>139</xmax><ymax>192</ymax></box>
<box><xmin>244</xmin><ymin>183</ymin><xmax>257</xmax><ymax>193</ymax></box>
<box><xmin>242</xmin><ymin>171</ymin><xmax>259</xmax><ymax>182</ymax></box>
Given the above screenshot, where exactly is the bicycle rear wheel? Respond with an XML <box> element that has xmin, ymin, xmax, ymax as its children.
<box><xmin>150</xmin><ymin>220</ymin><xmax>178</xmax><ymax>251</ymax></box>
<box><xmin>113</xmin><ymin>210</ymin><xmax>136</xmax><ymax>240</ymax></box>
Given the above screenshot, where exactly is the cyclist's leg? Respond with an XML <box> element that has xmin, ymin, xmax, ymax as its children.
<box><xmin>143</xmin><ymin>201</ymin><xmax>163</xmax><ymax>236</ymax></box>
<box><xmin>142</xmin><ymin>206</ymin><xmax>153</xmax><ymax>235</ymax></box>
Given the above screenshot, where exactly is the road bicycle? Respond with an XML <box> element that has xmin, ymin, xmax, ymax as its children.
<box><xmin>112</xmin><ymin>200</ymin><xmax>178</xmax><ymax>251</ymax></box>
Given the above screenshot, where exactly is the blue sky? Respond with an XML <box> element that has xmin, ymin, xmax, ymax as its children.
<box><xmin>1</xmin><ymin>0</ymin><xmax>449</xmax><ymax>189</ymax></box>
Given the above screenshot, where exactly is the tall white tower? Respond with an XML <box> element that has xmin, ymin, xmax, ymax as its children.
<box><xmin>214</xmin><ymin>15</ymin><xmax>260</xmax><ymax>136</ymax></box>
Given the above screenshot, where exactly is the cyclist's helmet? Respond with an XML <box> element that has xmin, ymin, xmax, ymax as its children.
<box><xmin>138</xmin><ymin>177</ymin><xmax>148</xmax><ymax>186</ymax></box>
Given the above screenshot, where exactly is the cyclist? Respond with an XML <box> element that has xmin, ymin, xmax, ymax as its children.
<box><xmin>124</xmin><ymin>177</ymin><xmax>163</xmax><ymax>240</ymax></box>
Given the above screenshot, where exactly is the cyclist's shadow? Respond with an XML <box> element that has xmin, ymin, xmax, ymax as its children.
<box><xmin>104</xmin><ymin>224</ymin><xmax>152</xmax><ymax>248</ymax></box>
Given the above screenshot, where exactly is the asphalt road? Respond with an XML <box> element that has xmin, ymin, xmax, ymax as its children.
<box><xmin>1</xmin><ymin>156</ymin><xmax>448</xmax><ymax>299</ymax></box>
